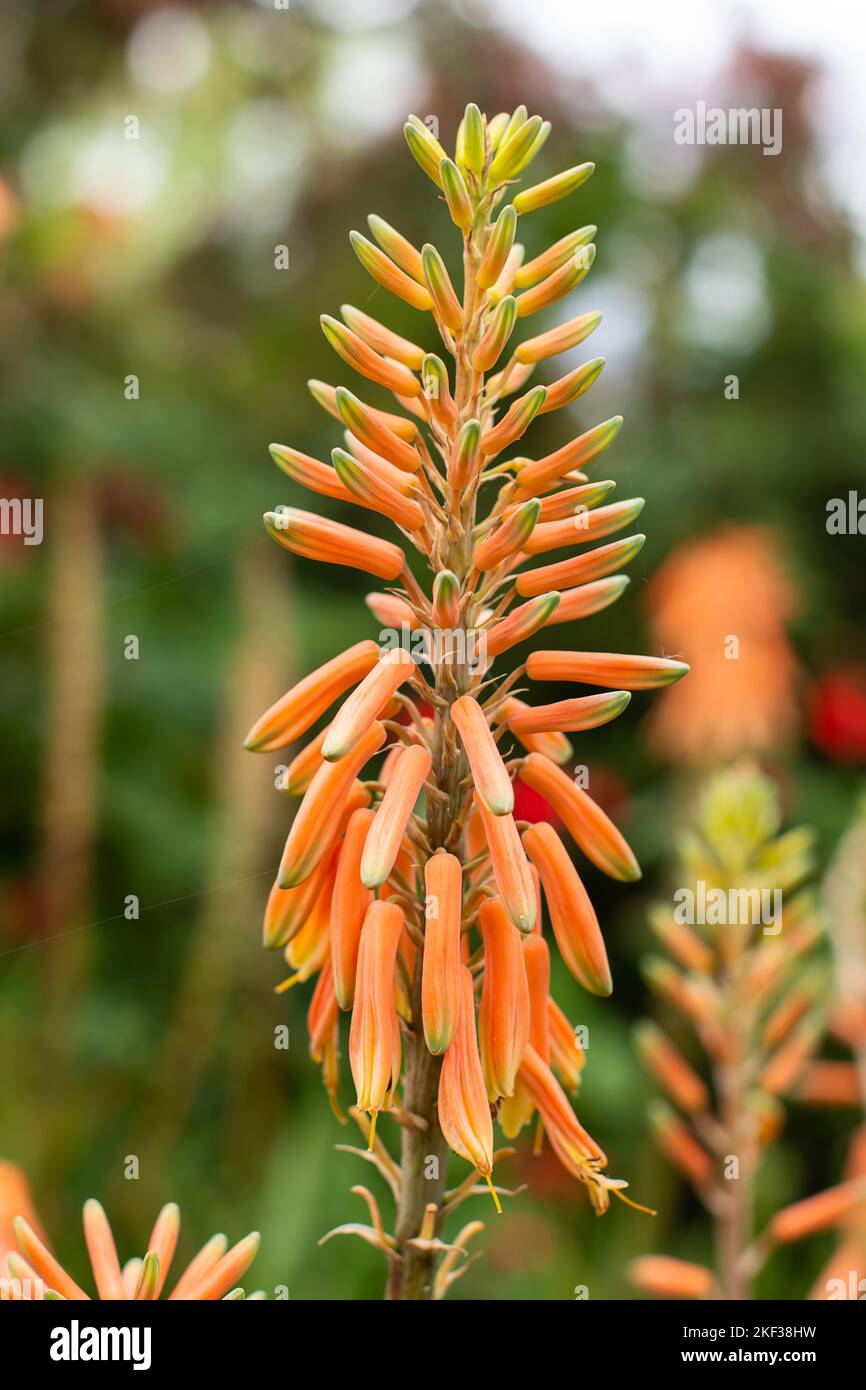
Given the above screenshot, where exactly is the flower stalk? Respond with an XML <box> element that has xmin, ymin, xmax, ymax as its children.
<box><xmin>629</xmin><ymin>764</ymin><xmax>859</xmax><ymax>1302</ymax></box>
<box><xmin>249</xmin><ymin>102</ymin><xmax>688</xmax><ymax>1299</ymax></box>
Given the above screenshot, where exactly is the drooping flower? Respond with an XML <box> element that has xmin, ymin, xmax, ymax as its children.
<box><xmin>478</xmin><ymin>896</ymin><xmax>531</xmax><ymax>1101</ymax></box>
<box><xmin>349</xmin><ymin>900</ymin><xmax>404</xmax><ymax>1131</ymax></box>
<box><xmin>438</xmin><ymin>968</ymin><xmax>496</xmax><ymax>1189</ymax></box>
<box><xmin>422</xmin><ymin>851</ymin><xmax>463</xmax><ymax>1054</ymax></box>
<box><xmin>247</xmin><ymin>101</ymin><xmax>687</xmax><ymax>1298</ymax></box>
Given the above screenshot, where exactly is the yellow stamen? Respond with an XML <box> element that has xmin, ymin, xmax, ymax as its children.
<box><xmin>484</xmin><ymin>1171</ymin><xmax>503</xmax><ymax>1214</ymax></box>
<box><xmin>533</xmin><ymin>1113</ymin><xmax>545</xmax><ymax>1156</ymax></box>
<box><xmin>368</xmin><ymin>1110</ymin><xmax>378</xmax><ymax>1152</ymax></box>
<box><xmin>612</xmin><ymin>1187</ymin><xmax>657</xmax><ymax>1216</ymax></box>
<box><xmin>275</xmin><ymin>973</ymin><xmax>303</xmax><ymax>994</ymax></box>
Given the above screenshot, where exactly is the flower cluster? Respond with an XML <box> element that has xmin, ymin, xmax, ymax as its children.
<box><xmin>0</xmin><ymin>1162</ymin><xmax>261</xmax><ymax>1300</ymax></box>
<box><xmin>630</xmin><ymin>763</ymin><xmax>866</xmax><ymax>1300</ymax></box>
<box><xmin>247</xmin><ymin>103</ymin><xmax>687</xmax><ymax>1292</ymax></box>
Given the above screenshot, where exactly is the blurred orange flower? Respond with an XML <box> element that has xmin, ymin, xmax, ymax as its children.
<box><xmin>647</xmin><ymin>526</ymin><xmax>799</xmax><ymax>764</ymax></box>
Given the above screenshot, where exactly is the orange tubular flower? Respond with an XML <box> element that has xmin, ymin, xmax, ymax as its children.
<box><xmin>439</xmin><ymin>967</ymin><xmax>495</xmax><ymax>1180</ymax></box>
<box><xmin>321</xmin><ymin>314</ymin><xmax>423</xmax><ymax>397</ymax></box>
<box><xmin>496</xmin><ymin>696</ymin><xmax>572</xmax><ymax>764</ymax></box>
<box><xmin>528</xmin><ymin>477</ymin><xmax>613</xmax><ymax>520</ymax></box>
<box><xmin>519</xmin><ymin>751</ymin><xmax>641</xmax><ymax>882</ymax></box>
<box><xmin>517</xmin><ymin>1045</ymin><xmax>615</xmax><ymax>1207</ymax></box>
<box><xmin>4</xmin><ymin>1193</ymin><xmax>260</xmax><ymax>1300</ymax></box>
<box><xmin>332</xmin><ymin>448</ymin><xmax>426</xmax><ymax>532</ymax></box>
<box><xmin>548</xmin><ymin>997</ymin><xmax>585</xmax><ymax>1093</ymax></box>
<box><xmin>361</xmin><ymin>744</ymin><xmax>431</xmax><ymax>888</ymax></box>
<box><xmin>323</xmin><ymin>648</ymin><xmax>415</xmax><ymax>761</ymax></box>
<box><xmin>264</xmin><ymin>508</ymin><xmax>405</xmax><ymax>581</ymax></box>
<box><xmin>514</xmin><ymin>416</ymin><xmax>622</xmax><ymax>494</ymax></box>
<box><xmin>349</xmin><ymin>901</ymin><xmax>404</xmax><ymax>1119</ymax></box>
<box><xmin>278</xmin><ymin>722</ymin><xmax>385</xmax><ymax>888</ymax></box>
<box><xmin>629</xmin><ymin>1256</ymin><xmax>716</xmax><ymax>1301</ymax></box>
<box><xmin>269</xmin><ymin>443</ymin><xmax>356</xmax><ymax>504</ymax></box>
<box><xmin>473</xmin><ymin>497</ymin><xmax>541</xmax><ymax>571</ymax></box>
<box><xmin>451</xmin><ymin>694</ymin><xmax>514</xmax><ymax>815</ymax></box>
<box><xmin>478</xmin><ymin>896</ymin><xmax>531</xmax><ymax>1100</ymax></box>
<box><xmin>264</xmin><ymin>806</ymin><xmax>359</xmax><ymax>949</ymax></box>
<box><xmin>499</xmin><ymin>928</ymin><xmax>552</xmax><ymax>1137</ymax></box>
<box><xmin>251</xmin><ymin>102</ymin><xmax>683</xmax><ymax>1297</ymax></box>
<box><xmin>422</xmin><ymin>851</ymin><xmax>463</xmax><ymax>1054</ymax></box>
<box><xmin>474</xmin><ymin>795</ymin><xmax>538</xmax><ymax>933</ymax></box>
<box><xmin>340</xmin><ymin>305</ymin><xmax>425</xmax><ymax>372</ymax></box>
<box><xmin>308</xmin><ymin>959</ymin><xmax>341</xmax><ymax>1119</ymax></box>
<box><xmin>523</xmin><ymin>821</ymin><xmax>612</xmax><ymax>995</ymax></box>
<box><xmin>634</xmin><ymin>1022</ymin><xmax>709</xmax><ymax>1114</ymax></box>
<box><xmin>365</xmin><ymin>591</ymin><xmax>419</xmax><ymax>630</ymax></box>
<box><xmin>485</xmin><ymin>592</ymin><xmax>560</xmax><ymax>659</ymax></box>
<box><xmin>244</xmin><ymin>639</ymin><xmax>379</xmax><ymax>752</ymax></box>
<box><xmin>515</xmin><ymin>532</ymin><xmax>646</xmax><ymax>598</ymax></box>
<box><xmin>523</xmin><ymin>497</ymin><xmax>645</xmax><ymax>555</ymax></box>
<box><xmin>331</xmin><ymin>807</ymin><xmax>375</xmax><ymax>1010</ymax></box>
<box><xmin>282</xmin><ymin>856</ymin><xmax>333</xmax><ymax>987</ymax></box>
<box><xmin>768</xmin><ymin>1179</ymin><xmax>866</xmax><ymax>1245</ymax></box>
<box><xmin>527</xmin><ymin>649</ymin><xmax>689</xmax><ymax>690</ymax></box>
<box><xmin>507</xmin><ymin>690</ymin><xmax>631</xmax><ymax>736</ymax></box>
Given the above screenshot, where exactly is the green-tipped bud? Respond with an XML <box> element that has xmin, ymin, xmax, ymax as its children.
<box><xmin>471</xmin><ymin>295</ymin><xmax>517</xmax><ymax>373</ymax></box>
<box><xmin>366</xmin><ymin>213</ymin><xmax>425</xmax><ymax>281</ymax></box>
<box><xmin>513</xmin><ymin>162</ymin><xmax>595</xmax><ymax>215</ymax></box>
<box><xmin>477</xmin><ymin>206</ymin><xmax>517</xmax><ymax>290</ymax></box>
<box><xmin>489</xmin><ymin>114</ymin><xmax>544</xmax><ymax>183</ymax></box>
<box><xmin>539</xmin><ymin>357</ymin><xmax>606</xmax><ymax>414</ymax></box>
<box><xmin>498</xmin><ymin>105</ymin><xmax>527</xmax><ymax>150</ymax></box>
<box><xmin>432</xmin><ymin>570</ymin><xmax>461</xmax><ymax>628</ymax></box>
<box><xmin>515</xmin><ymin>244</ymin><xmax>595</xmax><ymax>318</ymax></box>
<box><xmin>487</xmin><ymin>111</ymin><xmax>511</xmax><ymax>151</ymax></box>
<box><xmin>450</xmin><ymin>418</ymin><xmax>482</xmax><ymax>489</ymax></box>
<box><xmin>134</xmin><ymin>1251</ymin><xmax>161</xmax><ymax>1301</ymax></box>
<box><xmin>515</xmin><ymin>119</ymin><xmax>551</xmax><ymax>176</ymax></box>
<box><xmin>514</xmin><ymin>225</ymin><xmax>597</xmax><ymax>289</ymax></box>
<box><xmin>459</xmin><ymin>102</ymin><xmax>485</xmax><ymax>176</ymax></box>
<box><xmin>421</xmin><ymin>243</ymin><xmax>463</xmax><ymax>334</ymax></box>
<box><xmin>486</xmin><ymin>591</ymin><xmax>561</xmax><ymax>658</ymax></box>
<box><xmin>404</xmin><ymin>116</ymin><xmax>448</xmax><ymax>188</ymax></box>
<box><xmin>480</xmin><ymin>384</ymin><xmax>547</xmax><ymax>456</ymax></box>
<box><xmin>422</xmin><ymin>353</ymin><xmax>450</xmax><ymax>404</ymax></box>
<box><xmin>440</xmin><ymin>157</ymin><xmax>473</xmax><ymax>230</ymax></box>
<box><xmin>349</xmin><ymin>230</ymin><xmax>432</xmax><ymax>312</ymax></box>
<box><xmin>515</xmin><ymin>309</ymin><xmax>603</xmax><ymax>365</ymax></box>
<box><xmin>474</xmin><ymin>496</ymin><xmax>541</xmax><ymax>571</ymax></box>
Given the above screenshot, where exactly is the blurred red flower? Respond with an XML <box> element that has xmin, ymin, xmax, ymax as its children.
<box><xmin>808</xmin><ymin>668</ymin><xmax>866</xmax><ymax>763</ymax></box>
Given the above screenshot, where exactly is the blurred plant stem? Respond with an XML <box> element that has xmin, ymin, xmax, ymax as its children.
<box><xmin>37</xmin><ymin>477</ymin><xmax>104</xmax><ymax>1163</ymax></box>
<box><xmin>134</xmin><ymin>545</ymin><xmax>290</xmax><ymax>1170</ymax></box>
<box><xmin>714</xmin><ymin>946</ymin><xmax>754</xmax><ymax>1300</ymax></box>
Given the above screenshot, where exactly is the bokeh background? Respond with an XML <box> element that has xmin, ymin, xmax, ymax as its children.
<box><xmin>2</xmin><ymin>0</ymin><xmax>865</xmax><ymax>1299</ymax></box>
